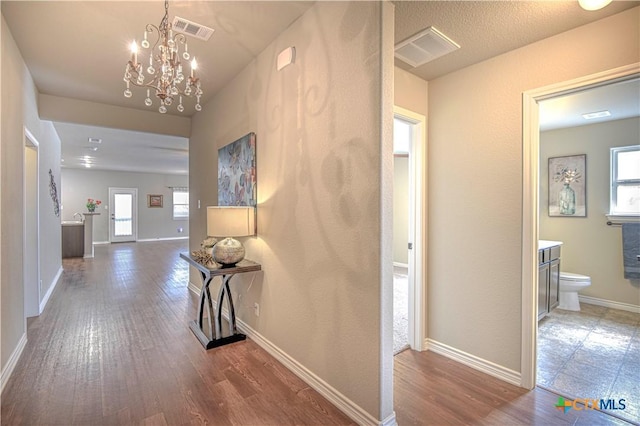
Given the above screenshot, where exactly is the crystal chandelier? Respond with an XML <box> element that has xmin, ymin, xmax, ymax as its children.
<box><xmin>123</xmin><ymin>0</ymin><xmax>202</xmax><ymax>114</ymax></box>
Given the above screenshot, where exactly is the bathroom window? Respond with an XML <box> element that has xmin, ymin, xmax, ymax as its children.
<box><xmin>172</xmin><ymin>187</ymin><xmax>189</xmax><ymax>220</ymax></box>
<box><xmin>610</xmin><ymin>146</ymin><xmax>640</xmax><ymax>215</ymax></box>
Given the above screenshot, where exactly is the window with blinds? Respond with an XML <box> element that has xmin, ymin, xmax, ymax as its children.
<box><xmin>172</xmin><ymin>187</ymin><xmax>189</xmax><ymax>220</ymax></box>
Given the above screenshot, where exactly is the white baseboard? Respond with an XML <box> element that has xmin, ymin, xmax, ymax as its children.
<box><xmin>1</xmin><ymin>333</ymin><xmax>27</xmax><ymax>393</ymax></box>
<box><xmin>187</xmin><ymin>281</ymin><xmax>200</xmax><ymax>295</ymax></box>
<box><xmin>425</xmin><ymin>339</ymin><xmax>521</xmax><ymax>387</ymax></box>
<box><xmin>393</xmin><ymin>262</ymin><xmax>408</xmax><ymax>269</ymax></box>
<box><xmin>579</xmin><ymin>295</ymin><xmax>640</xmax><ymax>313</ymax></box>
<box><xmin>199</xmin><ymin>296</ymin><xmax>384</xmax><ymax>425</ymax></box>
<box><xmin>94</xmin><ymin>237</ymin><xmax>189</xmax><ymax>245</ymax></box>
<box><xmin>380</xmin><ymin>412</ymin><xmax>398</xmax><ymax>426</ymax></box>
<box><xmin>39</xmin><ymin>266</ymin><xmax>63</xmax><ymax>314</ymax></box>
<box><xmin>137</xmin><ymin>236</ymin><xmax>189</xmax><ymax>242</ymax></box>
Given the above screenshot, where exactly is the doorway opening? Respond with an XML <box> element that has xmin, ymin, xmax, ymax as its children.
<box><xmin>522</xmin><ymin>63</ymin><xmax>639</xmax><ymax>388</ymax></box>
<box><xmin>109</xmin><ymin>187</ymin><xmax>138</xmax><ymax>243</ymax></box>
<box><xmin>393</xmin><ymin>106</ymin><xmax>426</xmax><ymax>354</ymax></box>
<box><xmin>24</xmin><ymin>128</ymin><xmax>41</xmax><ymax>318</ymax></box>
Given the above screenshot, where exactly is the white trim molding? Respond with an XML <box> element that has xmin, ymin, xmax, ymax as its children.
<box><xmin>1</xmin><ymin>333</ymin><xmax>27</xmax><ymax>393</ymax></box>
<box><xmin>187</xmin><ymin>281</ymin><xmax>200</xmax><ymax>296</ymax></box>
<box><xmin>137</xmin><ymin>236</ymin><xmax>189</xmax><ymax>242</ymax></box>
<box><xmin>579</xmin><ymin>295</ymin><xmax>640</xmax><ymax>314</ymax></box>
<box><xmin>426</xmin><ymin>339</ymin><xmax>521</xmax><ymax>387</ymax></box>
<box><xmin>39</xmin><ymin>266</ymin><xmax>63</xmax><ymax>314</ymax></box>
<box><xmin>521</xmin><ymin>62</ymin><xmax>640</xmax><ymax>390</ymax></box>
<box><xmin>393</xmin><ymin>105</ymin><xmax>427</xmax><ymax>353</ymax></box>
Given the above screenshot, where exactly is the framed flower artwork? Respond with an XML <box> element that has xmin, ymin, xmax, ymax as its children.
<box><xmin>548</xmin><ymin>154</ymin><xmax>586</xmax><ymax>217</ymax></box>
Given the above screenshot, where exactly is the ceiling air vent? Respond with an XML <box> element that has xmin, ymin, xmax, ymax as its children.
<box><xmin>172</xmin><ymin>17</ymin><xmax>214</xmax><ymax>41</ymax></box>
<box><xmin>87</xmin><ymin>137</ymin><xmax>102</xmax><ymax>144</ymax></box>
<box><xmin>395</xmin><ymin>26</ymin><xmax>460</xmax><ymax>68</ymax></box>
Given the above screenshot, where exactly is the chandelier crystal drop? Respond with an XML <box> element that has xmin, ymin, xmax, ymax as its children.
<box><xmin>123</xmin><ymin>0</ymin><xmax>202</xmax><ymax>114</ymax></box>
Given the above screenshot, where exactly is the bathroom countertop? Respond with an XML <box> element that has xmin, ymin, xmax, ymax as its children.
<box><xmin>538</xmin><ymin>240</ymin><xmax>563</xmax><ymax>250</ymax></box>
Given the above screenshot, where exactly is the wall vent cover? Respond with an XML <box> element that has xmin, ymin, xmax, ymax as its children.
<box><xmin>395</xmin><ymin>26</ymin><xmax>460</xmax><ymax>68</ymax></box>
<box><xmin>172</xmin><ymin>17</ymin><xmax>214</xmax><ymax>41</ymax></box>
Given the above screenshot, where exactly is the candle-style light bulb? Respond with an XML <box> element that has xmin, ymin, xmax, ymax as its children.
<box><xmin>191</xmin><ymin>58</ymin><xmax>198</xmax><ymax>78</ymax></box>
<box><xmin>130</xmin><ymin>41</ymin><xmax>138</xmax><ymax>64</ymax></box>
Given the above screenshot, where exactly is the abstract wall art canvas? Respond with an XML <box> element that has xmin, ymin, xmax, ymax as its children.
<box><xmin>218</xmin><ymin>132</ymin><xmax>257</xmax><ymax>206</ymax></box>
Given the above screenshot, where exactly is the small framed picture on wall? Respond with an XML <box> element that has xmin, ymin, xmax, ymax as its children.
<box><xmin>548</xmin><ymin>154</ymin><xmax>586</xmax><ymax>217</ymax></box>
<box><xmin>148</xmin><ymin>194</ymin><xmax>163</xmax><ymax>208</ymax></box>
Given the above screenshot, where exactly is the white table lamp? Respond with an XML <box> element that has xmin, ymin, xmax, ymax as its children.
<box><xmin>207</xmin><ymin>206</ymin><xmax>255</xmax><ymax>267</ymax></box>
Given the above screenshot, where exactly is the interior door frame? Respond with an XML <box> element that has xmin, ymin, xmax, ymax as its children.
<box><xmin>23</xmin><ymin>127</ymin><xmax>41</xmax><ymax>318</ymax></box>
<box><xmin>520</xmin><ymin>63</ymin><xmax>639</xmax><ymax>389</ymax></box>
<box><xmin>108</xmin><ymin>187</ymin><xmax>138</xmax><ymax>243</ymax></box>
<box><xmin>394</xmin><ymin>106</ymin><xmax>427</xmax><ymax>351</ymax></box>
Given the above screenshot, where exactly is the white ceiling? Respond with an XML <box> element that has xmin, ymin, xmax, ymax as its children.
<box><xmin>55</xmin><ymin>122</ymin><xmax>189</xmax><ymax>175</ymax></box>
<box><xmin>393</xmin><ymin>1</ymin><xmax>638</xmax><ymax>82</ymax></box>
<box><xmin>2</xmin><ymin>1</ymin><xmax>639</xmax><ymax>175</ymax></box>
<box><xmin>539</xmin><ymin>78</ymin><xmax>640</xmax><ymax>132</ymax></box>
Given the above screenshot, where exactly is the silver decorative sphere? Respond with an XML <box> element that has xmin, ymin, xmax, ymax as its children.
<box><xmin>212</xmin><ymin>237</ymin><xmax>245</xmax><ymax>267</ymax></box>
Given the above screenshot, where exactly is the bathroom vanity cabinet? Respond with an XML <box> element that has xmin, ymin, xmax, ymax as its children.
<box><xmin>538</xmin><ymin>241</ymin><xmax>561</xmax><ymax>320</ymax></box>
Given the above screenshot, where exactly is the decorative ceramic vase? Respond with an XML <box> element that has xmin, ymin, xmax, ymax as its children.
<box><xmin>212</xmin><ymin>237</ymin><xmax>245</xmax><ymax>267</ymax></box>
<box><xmin>559</xmin><ymin>183</ymin><xmax>576</xmax><ymax>215</ymax></box>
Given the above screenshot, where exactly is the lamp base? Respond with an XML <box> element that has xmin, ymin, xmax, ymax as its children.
<box><xmin>212</xmin><ymin>237</ymin><xmax>245</xmax><ymax>266</ymax></box>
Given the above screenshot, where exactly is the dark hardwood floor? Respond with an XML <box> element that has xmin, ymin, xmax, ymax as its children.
<box><xmin>395</xmin><ymin>349</ymin><xmax>634</xmax><ymax>425</ymax></box>
<box><xmin>1</xmin><ymin>241</ymin><xmax>353</xmax><ymax>425</ymax></box>
<box><xmin>2</xmin><ymin>240</ymin><xmax>634</xmax><ymax>425</ymax></box>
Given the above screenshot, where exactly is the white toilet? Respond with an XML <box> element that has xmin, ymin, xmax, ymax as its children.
<box><xmin>558</xmin><ymin>272</ymin><xmax>591</xmax><ymax>311</ymax></box>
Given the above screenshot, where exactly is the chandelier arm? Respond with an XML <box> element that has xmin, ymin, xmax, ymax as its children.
<box><xmin>174</xmin><ymin>33</ymin><xmax>187</xmax><ymax>47</ymax></box>
<box><xmin>126</xmin><ymin>77</ymin><xmax>161</xmax><ymax>90</ymax></box>
<box><xmin>145</xmin><ymin>23</ymin><xmax>162</xmax><ymax>52</ymax></box>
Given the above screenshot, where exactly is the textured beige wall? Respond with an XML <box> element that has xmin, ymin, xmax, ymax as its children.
<box><xmin>394</xmin><ymin>66</ymin><xmax>428</xmax><ymax>117</ymax></box>
<box><xmin>427</xmin><ymin>7</ymin><xmax>639</xmax><ymax>371</ymax></box>
<box><xmin>1</xmin><ymin>14</ymin><xmax>27</xmax><ymax>370</ymax></box>
<box><xmin>540</xmin><ymin>118</ymin><xmax>640</xmax><ymax>306</ymax></box>
<box><xmin>190</xmin><ymin>2</ymin><xmax>391</xmax><ymax>420</ymax></box>
<box><xmin>1</xmin><ymin>13</ymin><xmax>63</xmax><ymax>372</ymax></box>
<box><xmin>39</xmin><ymin>94</ymin><xmax>191</xmax><ymax>138</ymax></box>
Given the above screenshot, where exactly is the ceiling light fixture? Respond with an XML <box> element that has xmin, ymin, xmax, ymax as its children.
<box><xmin>582</xmin><ymin>110</ymin><xmax>611</xmax><ymax>119</ymax></box>
<box><xmin>123</xmin><ymin>0</ymin><xmax>203</xmax><ymax>114</ymax></box>
<box><xmin>578</xmin><ymin>0</ymin><xmax>612</xmax><ymax>11</ymax></box>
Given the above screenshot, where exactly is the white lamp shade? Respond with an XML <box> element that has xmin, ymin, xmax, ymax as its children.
<box><xmin>207</xmin><ymin>206</ymin><xmax>255</xmax><ymax>237</ymax></box>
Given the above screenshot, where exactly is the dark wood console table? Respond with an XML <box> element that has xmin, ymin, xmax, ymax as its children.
<box><xmin>180</xmin><ymin>253</ymin><xmax>261</xmax><ymax>349</ymax></box>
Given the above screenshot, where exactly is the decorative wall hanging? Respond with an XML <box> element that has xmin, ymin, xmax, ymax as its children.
<box><xmin>148</xmin><ymin>194</ymin><xmax>163</xmax><ymax>208</ymax></box>
<box><xmin>548</xmin><ymin>154</ymin><xmax>586</xmax><ymax>217</ymax></box>
<box><xmin>49</xmin><ymin>169</ymin><xmax>60</xmax><ymax>217</ymax></box>
<box><xmin>218</xmin><ymin>132</ymin><xmax>257</xmax><ymax>207</ymax></box>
